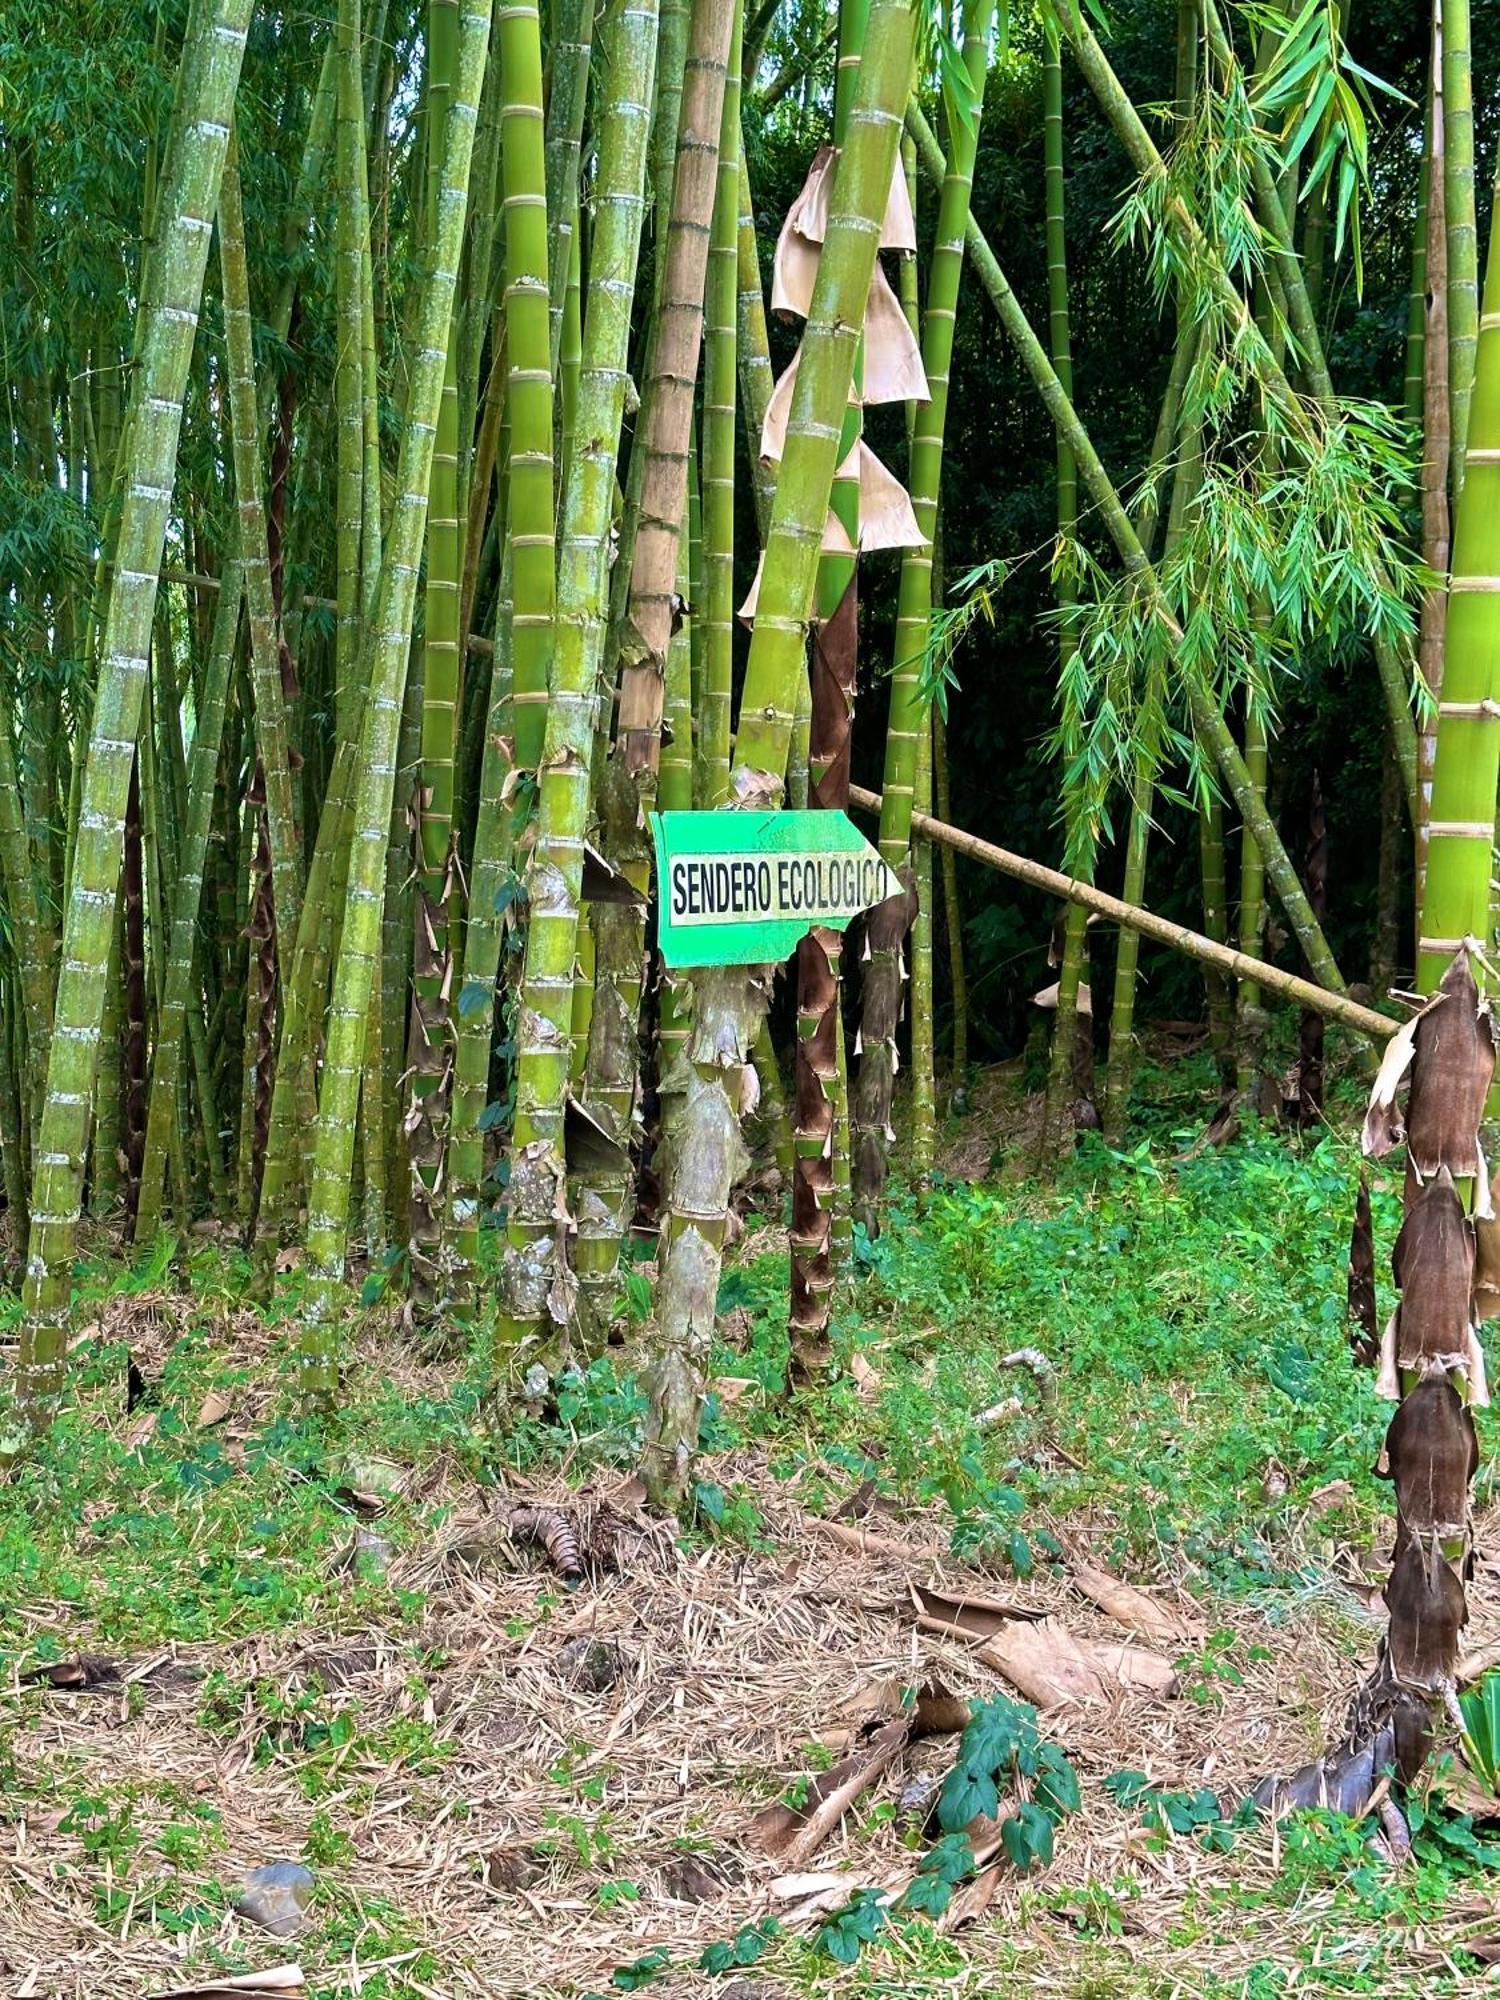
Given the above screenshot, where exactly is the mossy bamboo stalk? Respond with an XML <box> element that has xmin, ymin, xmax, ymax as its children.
<box><xmin>405</xmin><ymin>0</ymin><xmax>467</xmax><ymax>1322</ymax></box>
<box><xmin>736</xmin><ymin>147</ymin><xmax>777</xmax><ymax>537</ymax></box>
<box><xmin>219</xmin><ymin>132</ymin><xmax>302</xmax><ymax>952</ymax></box>
<box><xmin>699</xmin><ymin>2</ymin><xmax>743</xmax><ymax>809</ymax></box>
<box><xmin>495</xmin><ymin>0</ymin><xmax>660</xmax><ymax>1370</ymax></box>
<box><xmin>298</xmin><ymin>0</ymin><xmax>492</xmax><ymax>1394</ymax></box>
<box><xmin>642</xmin><ymin>0</ymin><xmax>919</xmax><ymax>1507</ymax></box>
<box><xmin>136</xmin><ymin>564</ymin><xmax>241</xmax><ymax>1242</ymax></box>
<box><xmin>12</xmin><ymin>0</ymin><xmax>252</xmax><ymax>1431</ymax></box>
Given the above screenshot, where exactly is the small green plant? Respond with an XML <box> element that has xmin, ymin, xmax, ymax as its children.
<box><xmin>938</xmin><ymin>1693</ymin><xmax>1081</xmax><ymax>1859</ymax></box>
<box><xmin>59</xmin><ymin>1793</ymin><xmax>139</xmax><ymax>1869</ymax></box>
<box><xmin>1173</xmin><ymin>1628</ymin><xmax>1261</xmax><ymax>1708</ymax></box>
<box><xmin>611</xmin><ymin>1948</ymin><xmax>670</xmax><ymax>1989</ymax></box>
<box><xmin>1104</xmin><ymin>1771</ymin><xmax>1255</xmax><ymax>1853</ymax></box>
<box><xmin>815</xmin><ymin>1884</ymin><xmax>889</xmax><ymax>1964</ymax></box>
<box><xmin>699</xmin><ymin>1917</ymin><xmax>781</xmax><ymax>1974</ymax></box>
<box><xmin>896</xmin><ymin>1832</ymin><xmax>976</xmax><ymax>1919</ymax></box>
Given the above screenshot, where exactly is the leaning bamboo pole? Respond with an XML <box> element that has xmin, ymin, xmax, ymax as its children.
<box><xmin>847</xmin><ymin>786</ymin><xmax>1396</xmax><ymax>1045</ymax></box>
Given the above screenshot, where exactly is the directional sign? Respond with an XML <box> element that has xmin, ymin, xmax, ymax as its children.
<box><xmin>650</xmin><ymin>809</ymin><xmax>904</xmax><ymax>968</ymax></box>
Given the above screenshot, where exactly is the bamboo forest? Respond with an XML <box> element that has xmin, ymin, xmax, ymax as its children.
<box><xmin>6</xmin><ymin>0</ymin><xmax>1500</xmax><ymax>1991</ymax></box>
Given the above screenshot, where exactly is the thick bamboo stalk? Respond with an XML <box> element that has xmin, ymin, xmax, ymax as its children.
<box><xmin>736</xmin><ymin>146</ymin><xmax>776</xmax><ymax>537</ymax></box>
<box><xmin>495</xmin><ymin>0</ymin><xmax>661</xmax><ymax>1368</ymax></box>
<box><xmin>698</xmin><ymin>1</ymin><xmax>743</xmax><ymax>809</ymax></box>
<box><xmin>1418</xmin><ymin>16</ymin><xmax>1451</xmax><ymax>918</ymax></box>
<box><xmin>544</xmin><ymin>0</ymin><xmax>594</xmax><ymax>379</ymax></box>
<box><xmin>642</xmin><ymin>0</ymin><xmax>920</xmax><ymax>1508</ymax></box>
<box><xmin>13</xmin><ymin>0</ymin><xmax>252</xmax><ymax>1430</ymax></box>
<box><xmin>219</xmin><ymin>131</ymin><xmax>302</xmax><ymax>950</ymax></box>
<box><xmin>405</xmin><ymin>0</ymin><xmax>467</xmax><ymax>1322</ymax></box>
<box><xmin>847</xmin><ymin>786</ymin><xmax>1396</xmax><ymax>1044</ymax></box>
<box><xmin>446</xmin><ymin>0</ymin><xmax>556</xmax><ymax>1284</ymax></box>
<box><xmin>1419</xmin><ymin>153</ymin><xmax>1500</xmax><ymax>1000</ymax></box>
<box><xmin>299</xmin><ymin>0</ymin><xmax>493</xmax><ymax>1393</ymax></box>
<box><xmin>1442</xmin><ymin>0</ymin><xmax>1478</xmax><ymax>497</ymax></box>
<box><xmin>1039</xmin><ymin>19</ymin><xmax>1091</xmax><ymax>1166</ymax></box>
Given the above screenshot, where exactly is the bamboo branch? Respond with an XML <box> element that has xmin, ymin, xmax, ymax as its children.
<box><xmin>846</xmin><ymin>785</ymin><xmax>1397</xmax><ymax>1045</ymax></box>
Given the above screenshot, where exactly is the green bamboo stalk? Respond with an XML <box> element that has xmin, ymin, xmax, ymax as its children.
<box><xmin>299</xmin><ymin>0</ymin><xmax>493</xmax><ymax>1394</ymax></box>
<box><xmin>852</xmin><ymin>0</ymin><xmax>989</xmax><ymax>1229</ymax></box>
<box><xmin>219</xmin><ymin>130</ymin><xmax>302</xmax><ymax>952</ymax></box>
<box><xmin>1418</xmin><ymin>161</ymin><xmax>1500</xmax><ymax>998</ymax></box>
<box><xmin>544</xmin><ymin>0</ymin><xmax>596</xmax><ymax>379</ymax></box>
<box><xmin>0</xmin><ymin>703</ymin><xmax>53</xmax><ymax>1110</ymax></box>
<box><xmin>699</xmin><ymin>17</ymin><xmax>741</xmax><ymax>809</ymax></box>
<box><xmin>1039</xmin><ymin>20</ymin><xmax>1090</xmax><ymax>1168</ymax></box>
<box><xmin>1442</xmin><ymin>0</ymin><xmax>1477</xmax><ymax>497</ymax></box>
<box><xmin>642</xmin><ymin>0</ymin><xmax>919</xmax><ymax>1508</ymax></box>
<box><xmin>405</xmin><ymin>0</ymin><xmax>467</xmax><ymax>1322</ymax></box>
<box><xmin>136</xmin><ymin>565</ymin><xmax>242</xmax><ymax>1241</ymax></box>
<box><xmin>572</xmin><ymin>0</ymin><xmax>735</xmax><ymax>1333</ymax></box>
<box><xmin>736</xmin><ymin>145</ymin><xmax>777</xmax><ymax>537</ymax></box>
<box><xmin>909</xmin><ymin>703</ymin><xmax>935</xmax><ymax>1173</ymax></box>
<box><xmin>447</xmin><ymin>0</ymin><xmax>557</xmax><ymax>1280</ymax></box>
<box><xmin>334</xmin><ymin>0</ymin><xmax>367</xmax><ymax>750</ymax></box>
<box><xmin>495</xmin><ymin>0</ymin><xmax>661</xmax><ymax>1370</ymax></box>
<box><xmin>12</xmin><ymin>0</ymin><xmax>252</xmax><ymax>1433</ymax></box>
<box><xmin>0</xmin><ymin>972</ymin><xmax>27</xmax><ymax>1260</ymax></box>
<box><xmin>1418</xmin><ymin>18</ymin><xmax>1451</xmax><ymax>920</ymax></box>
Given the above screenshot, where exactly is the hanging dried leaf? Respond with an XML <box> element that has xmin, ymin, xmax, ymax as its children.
<box><xmin>1348</xmin><ymin>1177</ymin><xmax>1380</xmax><ymax>1366</ymax></box>
<box><xmin>841</xmin><ymin>440</ymin><xmax>925</xmax><ymax>551</ymax></box>
<box><xmin>862</xmin><ymin>263</ymin><xmax>929</xmax><ymax>404</ymax></box>
<box><xmin>1383</xmin><ymin>1539</ymin><xmax>1468</xmax><ymax>1688</ymax></box>
<box><xmin>1381</xmin><ymin>1378</ymin><xmax>1478</xmax><ymax>1538</ymax></box>
<box><xmin>1406</xmin><ymin>949</ymin><xmax>1495</xmax><ymax>1180</ymax></box>
<box><xmin>1391</xmin><ymin>1171</ymin><xmax>1476</xmax><ymax>1368</ymax></box>
<box><xmin>1362</xmin><ymin>999</ymin><xmax>1435</xmax><ymax>1159</ymax></box>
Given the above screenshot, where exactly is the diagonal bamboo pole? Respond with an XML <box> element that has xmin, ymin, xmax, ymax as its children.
<box><xmin>848</xmin><ymin>786</ymin><xmax>1395</xmax><ymax>1045</ymax></box>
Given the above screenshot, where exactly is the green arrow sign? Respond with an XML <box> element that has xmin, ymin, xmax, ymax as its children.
<box><xmin>650</xmin><ymin>809</ymin><xmax>903</xmax><ymax>968</ymax></box>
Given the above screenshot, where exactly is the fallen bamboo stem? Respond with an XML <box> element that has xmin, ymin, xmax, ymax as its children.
<box><xmin>847</xmin><ymin>784</ymin><xmax>1397</xmax><ymax>1045</ymax></box>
